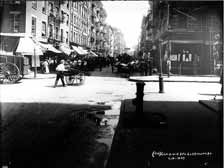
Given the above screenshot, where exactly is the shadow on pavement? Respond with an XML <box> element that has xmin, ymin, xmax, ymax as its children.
<box><xmin>106</xmin><ymin>100</ymin><xmax>222</xmax><ymax>168</ymax></box>
<box><xmin>2</xmin><ymin>102</ymin><xmax>111</xmax><ymax>168</ymax></box>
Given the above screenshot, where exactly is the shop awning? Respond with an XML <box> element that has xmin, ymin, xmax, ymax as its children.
<box><xmin>15</xmin><ymin>37</ymin><xmax>43</xmax><ymax>55</ymax></box>
<box><xmin>78</xmin><ymin>46</ymin><xmax>88</xmax><ymax>55</ymax></box>
<box><xmin>59</xmin><ymin>44</ymin><xmax>72</xmax><ymax>55</ymax></box>
<box><xmin>71</xmin><ymin>45</ymin><xmax>84</xmax><ymax>55</ymax></box>
<box><xmin>39</xmin><ymin>42</ymin><xmax>62</xmax><ymax>53</ymax></box>
<box><xmin>89</xmin><ymin>50</ymin><xmax>98</xmax><ymax>57</ymax></box>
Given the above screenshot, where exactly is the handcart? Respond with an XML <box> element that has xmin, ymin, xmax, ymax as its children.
<box><xmin>64</xmin><ymin>67</ymin><xmax>85</xmax><ymax>85</ymax></box>
<box><xmin>0</xmin><ymin>55</ymin><xmax>24</xmax><ymax>84</ymax></box>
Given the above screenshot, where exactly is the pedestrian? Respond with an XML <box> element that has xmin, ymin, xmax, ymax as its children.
<box><xmin>42</xmin><ymin>59</ymin><xmax>49</xmax><ymax>73</ymax></box>
<box><xmin>144</xmin><ymin>60</ymin><xmax>148</xmax><ymax>76</ymax></box>
<box><xmin>54</xmin><ymin>59</ymin><xmax>66</xmax><ymax>88</ymax></box>
<box><xmin>167</xmin><ymin>58</ymin><xmax>171</xmax><ymax>77</ymax></box>
<box><xmin>110</xmin><ymin>57</ymin><xmax>115</xmax><ymax>73</ymax></box>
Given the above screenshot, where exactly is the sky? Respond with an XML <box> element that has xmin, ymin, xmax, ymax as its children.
<box><xmin>102</xmin><ymin>1</ymin><xmax>150</xmax><ymax>50</ymax></box>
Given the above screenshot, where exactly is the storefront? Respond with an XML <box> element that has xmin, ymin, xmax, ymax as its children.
<box><xmin>15</xmin><ymin>36</ymin><xmax>43</xmax><ymax>74</ymax></box>
<box><xmin>159</xmin><ymin>31</ymin><xmax>222</xmax><ymax>75</ymax></box>
<box><xmin>166</xmin><ymin>41</ymin><xmax>203</xmax><ymax>75</ymax></box>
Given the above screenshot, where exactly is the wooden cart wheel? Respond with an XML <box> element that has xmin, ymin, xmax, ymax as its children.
<box><xmin>74</xmin><ymin>72</ymin><xmax>85</xmax><ymax>85</ymax></box>
<box><xmin>1</xmin><ymin>63</ymin><xmax>20</xmax><ymax>83</ymax></box>
<box><xmin>65</xmin><ymin>75</ymin><xmax>74</xmax><ymax>85</ymax></box>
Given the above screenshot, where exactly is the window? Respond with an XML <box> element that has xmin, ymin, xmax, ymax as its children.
<box><xmin>61</xmin><ymin>11</ymin><xmax>64</xmax><ymax>22</ymax></box>
<box><xmin>31</xmin><ymin>16</ymin><xmax>36</xmax><ymax>36</ymax></box>
<box><xmin>49</xmin><ymin>24</ymin><xmax>53</xmax><ymax>38</ymax></box>
<box><xmin>70</xmin><ymin>13</ymin><xmax>73</xmax><ymax>24</ymax></box>
<box><xmin>74</xmin><ymin>16</ymin><xmax>76</xmax><ymax>24</ymax></box>
<box><xmin>42</xmin><ymin>21</ymin><xmax>46</xmax><ymax>37</ymax></box>
<box><xmin>42</xmin><ymin>1</ymin><xmax>47</xmax><ymax>14</ymax></box>
<box><xmin>49</xmin><ymin>2</ymin><xmax>53</xmax><ymax>13</ymax></box>
<box><xmin>32</xmin><ymin>0</ymin><xmax>37</xmax><ymax>9</ymax></box>
<box><xmin>61</xmin><ymin>29</ymin><xmax>63</xmax><ymax>42</ymax></box>
<box><xmin>70</xmin><ymin>31</ymin><xmax>73</xmax><ymax>41</ymax></box>
<box><xmin>55</xmin><ymin>7</ymin><xmax>59</xmax><ymax>16</ymax></box>
<box><xmin>66</xmin><ymin>14</ymin><xmax>69</xmax><ymax>25</ymax></box>
<box><xmin>56</xmin><ymin>27</ymin><xmax>59</xmax><ymax>39</ymax></box>
<box><xmin>74</xmin><ymin>32</ymin><xmax>76</xmax><ymax>42</ymax></box>
<box><xmin>66</xmin><ymin>31</ymin><xmax>68</xmax><ymax>43</ymax></box>
<box><xmin>67</xmin><ymin>1</ymin><xmax>69</xmax><ymax>9</ymax></box>
<box><xmin>10</xmin><ymin>13</ymin><xmax>20</xmax><ymax>33</ymax></box>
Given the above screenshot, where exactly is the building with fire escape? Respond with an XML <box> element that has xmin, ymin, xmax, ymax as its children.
<box><xmin>151</xmin><ymin>0</ymin><xmax>223</xmax><ymax>75</ymax></box>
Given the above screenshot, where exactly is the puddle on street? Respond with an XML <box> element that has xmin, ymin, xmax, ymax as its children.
<box><xmin>96</xmin><ymin>108</ymin><xmax>120</xmax><ymax>150</ymax></box>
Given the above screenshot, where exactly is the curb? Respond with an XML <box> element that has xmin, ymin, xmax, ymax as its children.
<box><xmin>129</xmin><ymin>78</ymin><xmax>219</xmax><ymax>83</ymax></box>
<box><xmin>129</xmin><ymin>77</ymin><xmax>220</xmax><ymax>83</ymax></box>
<box><xmin>198</xmin><ymin>99</ymin><xmax>223</xmax><ymax>112</ymax></box>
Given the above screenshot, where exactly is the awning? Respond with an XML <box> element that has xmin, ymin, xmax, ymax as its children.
<box><xmin>59</xmin><ymin>44</ymin><xmax>72</xmax><ymax>55</ymax></box>
<box><xmin>15</xmin><ymin>37</ymin><xmax>43</xmax><ymax>55</ymax></box>
<box><xmin>39</xmin><ymin>42</ymin><xmax>62</xmax><ymax>53</ymax></box>
<box><xmin>78</xmin><ymin>46</ymin><xmax>88</xmax><ymax>55</ymax></box>
<box><xmin>71</xmin><ymin>45</ymin><xmax>84</xmax><ymax>55</ymax></box>
<box><xmin>89</xmin><ymin>50</ymin><xmax>98</xmax><ymax>57</ymax></box>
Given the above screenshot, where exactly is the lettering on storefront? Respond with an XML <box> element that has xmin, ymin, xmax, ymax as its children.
<box><xmin>170</xmin><ymin>54</ymin><xmax>177</xmax><ymax>61</ymax></box>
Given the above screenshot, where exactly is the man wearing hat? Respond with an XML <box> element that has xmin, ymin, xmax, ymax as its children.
<box><xmin>54</xmin><ymin>59</ymin><xmax>66</xmax><ymax>87</ymax></box>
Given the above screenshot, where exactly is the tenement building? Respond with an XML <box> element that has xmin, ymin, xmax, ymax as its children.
<box><xmin>139</xmin><ymin>6</ymin><xmax>153</xmax><ymax>58</ymax></box>
<box><xmin>151</xmin><ymin>0</ymin><xmax>223</xmax><ymax>75</ymax></box>
<box><xmin>69</xmin><ymin>1</ymin><xmax>90</xmax><ymax>56</ymax></box>
<box><xmin>0</xmin><ymin>0</ymin><xmax>126</xmax><ymax>72</ymax></box>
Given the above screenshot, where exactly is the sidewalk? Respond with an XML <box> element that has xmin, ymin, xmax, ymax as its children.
<box><xmin>23</xmin><ymin>72</ymin><xmax>56</xmax><ymax>79</ymax></box>
<box><xmin>129</xmin><ymin>75</ymin><xmax>220</xmax><ymax>83</ymax></box>
<box><xmin>106</xmin><ymin>99</ymin><xmax>222</xmax><ymax>168</ymax></box>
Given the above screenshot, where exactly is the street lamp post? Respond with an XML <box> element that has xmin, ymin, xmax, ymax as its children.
<box><xmin>34</xmin><ymin>48</ymin><xmax>37</xmax><ymax>78</ymax></box>
<box><xmin>159</xmin><ymin>39</ymin><xmax>164</xmax><ymax>93</ymax></box>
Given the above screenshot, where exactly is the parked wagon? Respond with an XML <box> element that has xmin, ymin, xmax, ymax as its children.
<box><xmin>0</xmin><ymin>55</ymin><xmax>24</xmax><ymax>84</ymax></box>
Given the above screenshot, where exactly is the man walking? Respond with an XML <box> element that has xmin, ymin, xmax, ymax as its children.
<box><xmin>166</xmin><ymin>58</ymin><xmax>171</xmax><ymax>77</ymax></box>
<box><xmin>54</xmin><ymin>60</ymin><xmax>66</xmax><ymax>87</ymax></box>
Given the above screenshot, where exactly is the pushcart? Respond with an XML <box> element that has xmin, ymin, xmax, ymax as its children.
<box><xmin>0</xmin><ymin>55</ymin><xmax>24</xmax><ymax>84</ymax></box>
<box><xmin>64</xmin><ymin>67</ymin><xmax>85</xmax><ymax>85</ymax></box>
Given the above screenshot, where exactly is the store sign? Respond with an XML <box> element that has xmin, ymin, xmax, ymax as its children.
<box><xmin>170</xmin><ymin>54</ymin><xmax>177</xmax><ymax>61</ymax></box>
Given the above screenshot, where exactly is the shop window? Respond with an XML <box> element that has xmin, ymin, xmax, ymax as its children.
<box><xmin>31</xmin><ymin>16</ymin><xmax>36</xmax><ymax>36</ymax></box>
